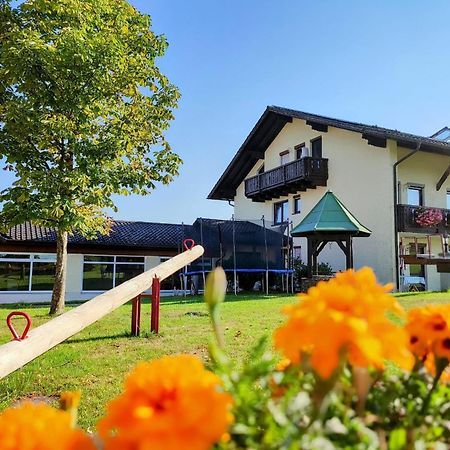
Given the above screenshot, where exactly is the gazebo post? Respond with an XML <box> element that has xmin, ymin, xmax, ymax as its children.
<box><xmin>307</xmin><ymin>237</ymin><xmax>313</xmax><ymax>278</ymax></box>
<box><xmin>312</xmin><ymin>240</ymin><xmax>318</xmax><ymax>276</ymax></box>
<box><xmin>347</xmin><ymin>237</ymin><xmax>353</xmax><ymax>269</ymax></box>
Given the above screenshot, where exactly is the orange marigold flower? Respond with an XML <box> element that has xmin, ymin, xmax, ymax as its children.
<box><xmin>0</xmin><ymin>402</ymin><xmax>94</xmax><ymax>450</ymax></box>
<box><xmin>60</xmin><ymin>390</ymin><xmax>81</xmax><ymax>410</ymax></box>
<box><xmin>98</xmin><ymin>354</ymin><xmax>233</xmax><ymax>450</ymax></box>
<box><xmin>406</xmin><ymin>304</ymin><xmax>450</xmax><ymax>378</ymax></box>
<box><xmin>274</xmin><ymin>267</ymin><xmax>413</xmax><ymax>379</ymax></box>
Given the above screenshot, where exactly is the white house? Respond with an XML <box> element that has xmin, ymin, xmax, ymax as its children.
<box><xmin>209</xmin><ymin>106</ymin><xmax>450</xmax><ymax>291</ymax></box>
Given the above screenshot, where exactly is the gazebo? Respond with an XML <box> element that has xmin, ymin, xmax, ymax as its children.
<box><xmin>291</xmin><ymin>191</ymin><xmax>371</xmax><ymax>277</ymax></box>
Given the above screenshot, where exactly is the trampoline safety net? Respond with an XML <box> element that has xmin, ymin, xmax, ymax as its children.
<box><xmin>180</xmin><ymin>217</ymin><xmax>293</xmax><ymax>293</ymax></box>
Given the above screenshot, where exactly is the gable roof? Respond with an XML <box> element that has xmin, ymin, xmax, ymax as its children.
<box><xmin>208</xmin><ymin>106</ymin><xmax>450</xmax><ymax>201</ymax></box>
<box><xmin>290</xmin><ymin>191</ymin><xmax>371</xmax><ymax>237</ymax></box>
<box><xmin>0</xmin><ymin>220</ymin><xmax>187</xmax><ymax>250</ymax></box>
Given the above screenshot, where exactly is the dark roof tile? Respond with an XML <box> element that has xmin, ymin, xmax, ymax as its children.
<box><xmin>1</xmin><ymin>220</ymin><xmax>189</xmax><ymax>250</ymax></box>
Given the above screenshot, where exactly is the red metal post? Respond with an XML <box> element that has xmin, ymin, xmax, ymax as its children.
<box><xmin>131</xmin><ymin>295</ymin><xmax>141</xmax><ymax>336</ymax></box>
<box><xmin>151</xmin><ymin>276</ymin><xmax>161</xmax><ymax>334</ymax></box>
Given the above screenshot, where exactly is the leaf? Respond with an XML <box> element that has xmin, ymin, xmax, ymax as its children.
<box><xmin>388</xmin><ymin>428</ymin><xmax>407</xmax><ymax>450</ymax></box>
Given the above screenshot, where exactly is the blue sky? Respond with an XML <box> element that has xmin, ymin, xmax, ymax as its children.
<box><xmin>2</xmin><ymin>0</ymin><xmax>450</xmax><ymax>224</ymax></box>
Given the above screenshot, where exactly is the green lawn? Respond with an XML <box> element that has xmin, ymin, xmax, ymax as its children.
<box><xmin>0</xmin><ymin>290</ymin><xmax>449</xmax><ymax>430</ymax></box>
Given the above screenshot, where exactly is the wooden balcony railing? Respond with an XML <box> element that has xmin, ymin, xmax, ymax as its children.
<box><xmin>244</xmin><ymin>157</ymin><xmax>328</xmax><ymax>201</ymax></box>
<box><xmin>396</xmin><ymin>204</ymin><xmax>450</xmax><ymax>234</ymax></box>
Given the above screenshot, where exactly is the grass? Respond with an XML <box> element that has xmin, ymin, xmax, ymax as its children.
<box><xmin>0</xmin><ymin>294</ymin><xmax>296</xmax><ymax>430</ymax></box>
<box><xmin>0</xmin><ymin>290</ymin><xmax>449</xmax><ymax>430</ymax></box>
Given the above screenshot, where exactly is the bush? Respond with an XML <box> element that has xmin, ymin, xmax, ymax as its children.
<box><xmin>293</xmin><ymin>258</ymin><xmax>334</xmax><ymax>280</ymax></box>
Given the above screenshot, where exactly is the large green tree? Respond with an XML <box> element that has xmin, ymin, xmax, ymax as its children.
<box><xmin>0</xmin><ymin>0</ymin><xmax>181</xmax><ymax>314</ymax></box>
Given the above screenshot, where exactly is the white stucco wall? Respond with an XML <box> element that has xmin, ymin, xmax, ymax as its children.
<box><xmin>397</xmin><ymin>150</ymin><xmax>450</xmax><ymax>208</ymax></box>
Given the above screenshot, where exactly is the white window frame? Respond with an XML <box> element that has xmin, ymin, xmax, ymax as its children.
<box><xmin>0</xmin><ymin>252</ymin><xmax>57</xmax><ymax>293</ymax></box>
<box><xmin>82</xmin><ymin>255</ymin><xmax>145</xmax><ymax>292</ymax></box>
<box><xmin>273</xmin><ymin>200</ymin><xmax>289</xmax><ymax>225</ymax></box>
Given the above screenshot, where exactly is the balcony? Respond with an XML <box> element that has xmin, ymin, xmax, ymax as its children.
<box><xmin>396</xmin><ymin>204</ymin><xmax>450</xmax><ymax>234</ymax></box>
<box><xmin>244</xmin><ymin>157</ymin><xmax>328</xmax><ymax>202</ymax></box>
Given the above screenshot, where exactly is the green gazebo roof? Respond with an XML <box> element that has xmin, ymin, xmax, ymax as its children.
<box><xmin>291</xmin><ymin>191</ymin><xmax>371</xmax><ymax>237</ymax></box>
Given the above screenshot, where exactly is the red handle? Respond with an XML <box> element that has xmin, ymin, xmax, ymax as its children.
<box><xmin>183</xmin><ymin>238</ymin><xmax>195</xmax><ymax>251</ymax></box>
<box><xmin>7</xmin><ymin>311</ymin><xmax>32</xmax><ymax>341</ymax></box>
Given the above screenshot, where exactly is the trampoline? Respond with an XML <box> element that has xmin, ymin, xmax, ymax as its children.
<box><xmin>179</xmin><ymin>217</ymin><xmax>294</xmax><ymax>295</ymax></box>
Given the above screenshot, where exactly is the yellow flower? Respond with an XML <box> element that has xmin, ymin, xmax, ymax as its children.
<box><xmin>406</xmin><ymin>304</ymin><xmax>450</xmax><ymax>378</ymax></box>
<box><xmin>276</xmin><ymin>358</ymin><xmax>292</xmax><ymax>372</ymax></box>
<box><xmin>274</xmin><ymin>267</ymin><xmax>413</xmax><ymax>379</ymax></box>
<box><xmin>0</xmin><ymin>402</ymin><xmax>94</xmax><ymax>450</ymax></box>
<box><xmin>98</xmin><ymin>354</ymin><xmax>233</xmax><ymax>450</ymax></box>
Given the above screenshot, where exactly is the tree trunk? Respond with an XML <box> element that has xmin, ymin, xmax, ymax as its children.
<box><xmin>49</xmin><ymin>230</ymin><xmax>68</xmax><ymax>315</ymax></box>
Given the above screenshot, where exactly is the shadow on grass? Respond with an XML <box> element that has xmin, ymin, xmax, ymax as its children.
<box><xmin>0</xmin><ymin>293</ymin><xmax>295</xmax><ymax>311</ymax></box>
<box><xmin>64</xmin><ymin>332</ymin><xmax>129</xmax><ymax>344</ymax></box>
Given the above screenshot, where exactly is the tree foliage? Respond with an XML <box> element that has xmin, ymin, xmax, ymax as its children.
<box><xmin>0</xmin><ymin>0</ymin><xmax>181</xmax><ymax>312</ymax></box>
<box><xmin>0</xmin><ymin>0</ymin><xmax>181</xmax><ymax>233</ymax></box>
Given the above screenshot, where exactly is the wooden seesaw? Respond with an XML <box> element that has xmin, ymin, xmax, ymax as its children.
<box><xmin>0</xmin><ymin>243</ymin><xmax>204</xmax><ymax>380</ymax></box>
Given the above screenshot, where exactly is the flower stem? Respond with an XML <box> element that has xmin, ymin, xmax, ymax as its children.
<box><xmin>420</xmin><ymin>358</ymin><xmax>448</xmax><ymax>415</ymax></box>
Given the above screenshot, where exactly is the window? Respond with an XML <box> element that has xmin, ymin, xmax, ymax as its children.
<box><xmin>407</xmin><ymin>185</ymin><xmax>424</xmax><ymax>206</ymax></box>
<box><xmin>293</xmin><ymin>246</ymin><xmax>302</xmax><ymax>260</ymax></box>
<box><xmin>280</xmin><ymin>150</ymin><xmax>289</xmax><ymax>165</ymax></box>
<box><xmin>274</xmin><ymin>200</ymin><xmax>289</xmax><ymax>225</ymax></box>
<box><xmin>295</xmin><ymin>143</ymin><xmax>305</xmax><ymax>160</ymax></box>
<box><xmin>0</xmin><ymin>253</ymin><xmax>55</xmax><ymax>292</ymax></box>
<box><xmin>408</xmin><ymin>243</ymin><xmax>426</xmax><ymax>278</ymax></box>
<box><xmin>447</xmin><ymin>190</ymin><xmax>450</xmax><ymax>209</ymax></box>
<box><xmin>83</xmin><ymin>255</ymin><xmax>145</xmax><ymax>291</ymax></box>
<box><xmin>311</xmin><ymin>137</ymin><xmax>322</xmax><ymax>158</ymax></box>
<box><xmin>159</xmin><ymin>257</ymin><xmax>182</xmax><ymax>291</ymax></box>
<box><xmin>293</xmin><ymin>195</ymin><xmax>301</xmax><ymax>214</ymax></box>
<box><xmin>31</xmin><ymin>255</ymin><xmax>56</xmax><ymax>291</ymax></box>
<box><xmin>116</xmin><ymin>257</ymin><xmax>146</xmax><ymax>287</ymax></box>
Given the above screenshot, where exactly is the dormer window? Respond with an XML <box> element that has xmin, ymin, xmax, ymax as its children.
<box><xmin>431</xmin><ymin>127</ymin><xmax>450</xmax><ymax>142</ymax></box>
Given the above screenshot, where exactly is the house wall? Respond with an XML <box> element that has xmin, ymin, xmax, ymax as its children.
<box><xmin>396</xmin><ymin>150</ymin><xmax>450</xmax><ymax>291</ymax></box>
<box><xmin>234</xmin><ymin>117</ymin><xmax>398</xmax><ymax>285</ymax></box>
<box><xmin>397</xmin><ymin>150</ymin><xmax>450</xmax><ymax>208</ymax></box>
<box><xmin>0</xmin><ymin>252</ymin><xmax>176</xmax><ymax>304</ymax></box>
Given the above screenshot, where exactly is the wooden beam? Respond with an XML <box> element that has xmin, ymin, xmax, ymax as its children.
<box><xmin>362</xmin><ymin>133</ymin><xmax>387</xmax><ymax>148</ymax></box>
<box><xmin>306</xmin><ymin>120</ymin><xmax>328</xmax><ymax>132</ymax></box>
<box><xmin>248</xmin><ymin>149</ymin><xmax>265</xmax><ymax>158</ymax></box>
<box><xmin>436</xmin><ymin>163</ymin><xmax>450</xmax><ymax>191</ymax></box>
<box><xmin>0</xmin><ymin>245</ymin><xmax>204</xmax><ymax>379</ymax></box>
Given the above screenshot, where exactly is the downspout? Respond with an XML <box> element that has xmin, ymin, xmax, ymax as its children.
<box><xmin>393</xmin><ymin>142</ymin><xmax>421</xmax><ymax>290</ymax></box>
